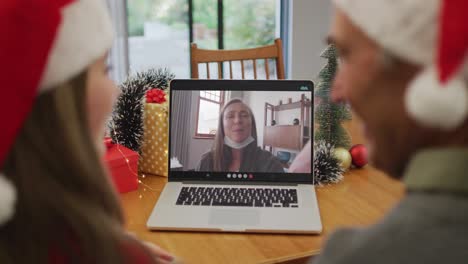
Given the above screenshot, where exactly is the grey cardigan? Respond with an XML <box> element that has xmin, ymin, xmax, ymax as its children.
<box><xmin>196</xmin><ymin>141</ymin><xmax>284</xmax><ymax>172</ymax></box>
<box><xmin>313</xmin><ymin>192</ymin><xmax>468</xmax><ymax>264</ymax></box>
<box><xmin>313</xmin><ymin>148</ymin><xmax>468</xmax><ymax>264</ymax></box>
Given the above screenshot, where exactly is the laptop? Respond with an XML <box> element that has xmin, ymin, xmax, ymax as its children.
<box><xmin>147</xmin><ymin>79</ymin><xmax>322</xmax><ymax>234</ymax></box>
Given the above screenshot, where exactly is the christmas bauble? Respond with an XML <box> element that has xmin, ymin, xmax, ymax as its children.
<box><xmin>333</xmin><ymin>147</ymin><xmax>352</xmax><ymax>170</ymax></box>
<box><xmin>349</xmin><ymin>144</ymin><xmax>368</xmax><ymax>168</ymax></box>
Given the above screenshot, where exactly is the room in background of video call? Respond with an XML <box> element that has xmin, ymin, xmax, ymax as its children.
<box><xmin>170</xmin><ymin>90</ymin><xmax>312</xmax><ymax>174</ymax></box>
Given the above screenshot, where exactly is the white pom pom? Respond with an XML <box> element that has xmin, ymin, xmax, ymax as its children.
<box><xmin>0</xmin><ymin>173</ymin><xmax>16</xmax><ymax>225</ymax></box>
<box><xmin>405</xmin><ymin>67</ymin><xmax>468</xmax><ymax>129</ymax></box>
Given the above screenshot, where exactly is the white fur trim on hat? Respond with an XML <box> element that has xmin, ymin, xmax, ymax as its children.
<box><xmin>0</xmin><ymin>173</ymin><xmax>16</xmax><ymax>226</ymax></box>
<box><xmin>39</xmin><ymin>0</ymin><xmax>114</xmax><ymax>91</ymax></box>
<box><xmin>405</xmin><ymin>67</ymin><xmax>468</xmax><ymax>129</ymax></box>
<box><xmin>333</xmin><ymin>0</ymin><xmax>468</xmax><ymax>129</ymax></box>
<box><xmin>332</xmin><ymin>0</ymin><xmax>438</xmax><ymax>66</ymax></box>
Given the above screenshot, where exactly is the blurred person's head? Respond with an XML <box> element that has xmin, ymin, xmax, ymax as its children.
<box><xmin>0</xmin><ymin>1</ymin><xmax>156</xmax><ymax>263</ymax></box>
<box><xmin>329</xmin><ymin>0</ymin><xmax>468</xmax><ymax>178</ymax></box>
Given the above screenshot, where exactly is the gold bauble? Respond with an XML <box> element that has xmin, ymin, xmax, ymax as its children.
<box><xmin>333</xmin><ymin>147</ymin><xmax>352</xmax><ymax>170</ymax></box>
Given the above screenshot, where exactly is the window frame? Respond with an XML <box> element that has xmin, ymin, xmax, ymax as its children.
<box><xmin>121</xmin><ymin>1</ymin><xmax>287</xmax><ymax>81</ymax></box>
<box><xmin>188</xmin><ymin>0</ymin><xmax>288</xmax><ymax>78</ymax></box>
<box><xmin>194</xmin><ymin>91</ymin><xmax>225</xmax><ymax>139</ymax></box>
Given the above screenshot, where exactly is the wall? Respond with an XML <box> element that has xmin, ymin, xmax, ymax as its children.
<box><xmin>290</xmin><ymin>0</ymin><xmax>332</xmax><ymax>80</ymax></box>
<box><xmin>289</xmin><ymin>2</ymin><xmax>365</xmax><ymax>146</ymax></box>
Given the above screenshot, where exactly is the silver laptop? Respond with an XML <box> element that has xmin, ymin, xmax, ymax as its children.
<box><xmin>147</xmin><ymin>80</ymin><xmax>322</xmax><ymax>234</ymax></box>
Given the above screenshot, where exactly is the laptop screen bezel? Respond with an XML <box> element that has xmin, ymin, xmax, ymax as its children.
<box><xmin>168</xmin><ymin>79</ymin><xmax>314</xmax><ymax>183</ymax></box>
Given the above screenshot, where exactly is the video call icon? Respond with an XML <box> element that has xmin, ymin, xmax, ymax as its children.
<box><xmin>226</xmin><ymin>173</ymin><xmax>254</xmax><ymax>179</ymax></box>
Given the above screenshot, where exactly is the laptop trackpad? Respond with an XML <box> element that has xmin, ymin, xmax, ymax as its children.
<box><xmin>209</xmin><ymin>209</ymin><xmax>260</xmax><ymax>226</ymax></box>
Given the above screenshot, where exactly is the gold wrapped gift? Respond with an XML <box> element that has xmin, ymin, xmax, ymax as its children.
<box><xmin>139</xmin><ymin>103</ymin><xmax>169</xmax><ymax>177</ymax></box>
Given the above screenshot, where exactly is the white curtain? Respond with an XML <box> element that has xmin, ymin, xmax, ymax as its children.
<box><xmin>171</xmin><ymin>91</ymin><xmax>192</xmax><ymax>169</ymax></box>
<box><xmin>106</xmin><ymin>0</ymin><xmax>129</xmax><ymax>84</ymax></box>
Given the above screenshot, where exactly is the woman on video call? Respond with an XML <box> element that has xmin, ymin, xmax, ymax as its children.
<box><xmin>196</xmin><ymin>98</ymin><xmax>284</xmax><ymax>173</ymax></box>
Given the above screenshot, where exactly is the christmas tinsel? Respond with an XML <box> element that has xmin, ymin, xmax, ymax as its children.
<box><xmin>313</xmin><ymin>141</ymin><xmax>344</xmax><ymax>185</ymax></box>
<box><xmin>314</xmin><ymin>44</ymin><xmax>352</xmax><ymax>149</ymax></box>
<box><xmin>109</xmin><ymin>68</ymin><xmax>175</xmax><ymax>152</ymax></box>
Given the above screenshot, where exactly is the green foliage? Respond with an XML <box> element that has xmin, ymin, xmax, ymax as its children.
<box><xmin>314</xmin><ymin>45</ymin><xmax>352</xmax><ymax>149</ymax></box>
<box><xmin>157</xmin><ymin>0</ymin><xmax>188</xmax><ymax>26</ymax></box>
<box><xmin>127</xmin><ymin>0</ymin><xmax>154</xmax><ymax>36</ymax></box>
<box><xmin>126</xmin><ymin>0</ymin><xmax>276</xmax><ymax>49</ymax></box>
<box><xmin>225</xmin><ymin>0</ymin><xmax>276</xmax><ymax>49</ymax></box>
<box><xmin>127</xmin><ymin>0</ymin><xmax>189</xmax><ymax>36</ymax></box>
<box><xmin>194</xmin><ymin>0</ymin><xmax>218</xmax><ymax>30</ymax></box>
<box><xmin>320</xmin><ymin>44</ymin><xmax>338</xmax><ymax>59</ymax></box>
<box><xmin>315</xmin><ymin>104</ymin><xmax>352</xmax><ymax>148</ymax></box>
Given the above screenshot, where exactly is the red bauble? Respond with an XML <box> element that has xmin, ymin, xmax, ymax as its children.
<box><xmin>349</xmin><ymin>144</ymin><xmax>368</xmax><ymax>168</ymax></box>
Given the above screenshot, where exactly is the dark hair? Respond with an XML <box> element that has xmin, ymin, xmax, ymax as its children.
<box><xmin>211</xmin><ymin>98</ymin><xmax>257</xmax><ymax>171</ymax></box>
<box><xmin>1</xmin><ymin>72</ymin><xmax>155</xmax><ymax>263</ymax></box>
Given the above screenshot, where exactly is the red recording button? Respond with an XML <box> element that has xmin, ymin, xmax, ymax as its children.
<box><xmin>248</xmin><ymin>174</ymin><xmax>253</xmax><ymax>179</ymax></box>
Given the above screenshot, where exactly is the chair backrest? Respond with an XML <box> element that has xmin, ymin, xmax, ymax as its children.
<box><xmin>190</xmin><ymin>38</ymin><xmax>285</xmax><ymax>80</ymax></box>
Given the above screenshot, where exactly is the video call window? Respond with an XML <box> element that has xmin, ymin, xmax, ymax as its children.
<box><xmin>171</xmin><ymin>90</ymin><xmax>312</xmax><ymax>174</ymax></box>
<box><xmin>195</xmin><ymin>91</ymin><xmax>225</xmax><ymax>138</ymax></box>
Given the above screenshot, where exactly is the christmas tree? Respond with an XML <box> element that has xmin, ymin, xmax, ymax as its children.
<box><xmin>314</xmin><ymin>44</ymin><xmax>351</xmax><ymax>149</ymax></box>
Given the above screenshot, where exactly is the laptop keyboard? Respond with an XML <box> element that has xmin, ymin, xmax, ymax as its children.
<box><xmin>175</xmin><ymin>187</ymin><xmax>299</xmax><ymax>208</ymax></box>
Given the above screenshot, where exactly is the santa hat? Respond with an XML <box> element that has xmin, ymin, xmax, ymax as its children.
<box><xmin>333</xmin><ymin>0</ymin><xmax>468</xmax><ymax>129</ymax></box>
<box><xmin>0</xmin><ymin>0</ymin><xmax>114</xmax><ymax>225</ymax></box>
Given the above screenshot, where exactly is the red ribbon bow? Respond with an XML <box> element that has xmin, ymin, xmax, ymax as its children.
<box><xmin>146</xmin><ymin>88</ymin><xmax>167</xmax><ymax>104</ymax></box>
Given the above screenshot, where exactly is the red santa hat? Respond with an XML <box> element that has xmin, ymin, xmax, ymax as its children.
<box><xmin>333</xmin><ymin>0</ymin><xmax>468</xmax><ymax>130</ymax></box>
<box><xmin>0</xmin><ymin>0</ymin><xmax>114</xmax><ymax>225</ymax></box>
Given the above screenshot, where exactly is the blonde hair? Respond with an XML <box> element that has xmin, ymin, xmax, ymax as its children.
<box><xmin>0</xmin><ymin>72</ymin><xmax>154</xmax><ymax>263</ymax></box>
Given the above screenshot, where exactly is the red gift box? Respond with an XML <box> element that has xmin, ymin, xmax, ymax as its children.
<box><xmin>104</xmin><ymin>139</ymin><xmax>139</xmax><ymax>193</ymax></box>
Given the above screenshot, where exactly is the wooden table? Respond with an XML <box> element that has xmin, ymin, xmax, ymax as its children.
<box><xmin>121</xmin><ymin>167</ymin><xmax>404</xmax><ymax>264</ymax></box>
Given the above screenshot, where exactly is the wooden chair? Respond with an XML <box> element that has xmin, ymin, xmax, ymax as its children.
<box><xmin>190</xmin><ymin>38</ymin><xmax>285</xmax><ymax>80</ymax></box>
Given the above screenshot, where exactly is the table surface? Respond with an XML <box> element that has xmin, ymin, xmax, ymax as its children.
<box><xmin>121</xmin><ymin>167</ymin><xmax>404</xmax><ymax>264</ymax></box>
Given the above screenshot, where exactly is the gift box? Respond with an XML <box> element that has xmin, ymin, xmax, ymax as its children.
<box><xmin>104</xmin><ymin>139</ymin><xmax>139</xmax><ymax>193</ymax></box>
<box><xmin>139</xmin><ymin>101</ymin><xmax>169</xmax><ymax>177</ymax></box>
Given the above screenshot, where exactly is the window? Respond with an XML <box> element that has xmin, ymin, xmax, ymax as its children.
<box><xmin>195</xmin><ymin>91</ymin><xmax>224</xmax><ymax>138</ymax></box>
<box><xmin>126</xmin><ymin>0</ymin><xmax>283</xmax><ymax>79</ymax></box>
<box><xmin>127</xmin><ymin>0</ymin><xmax>190</xmax><ymax>78</ymax></box>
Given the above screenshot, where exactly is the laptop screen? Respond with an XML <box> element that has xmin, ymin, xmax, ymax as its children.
<box><xmin>169</xmin><ymin>80</ymin><xmax>313</xmax><ymax>183</ymax></box>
